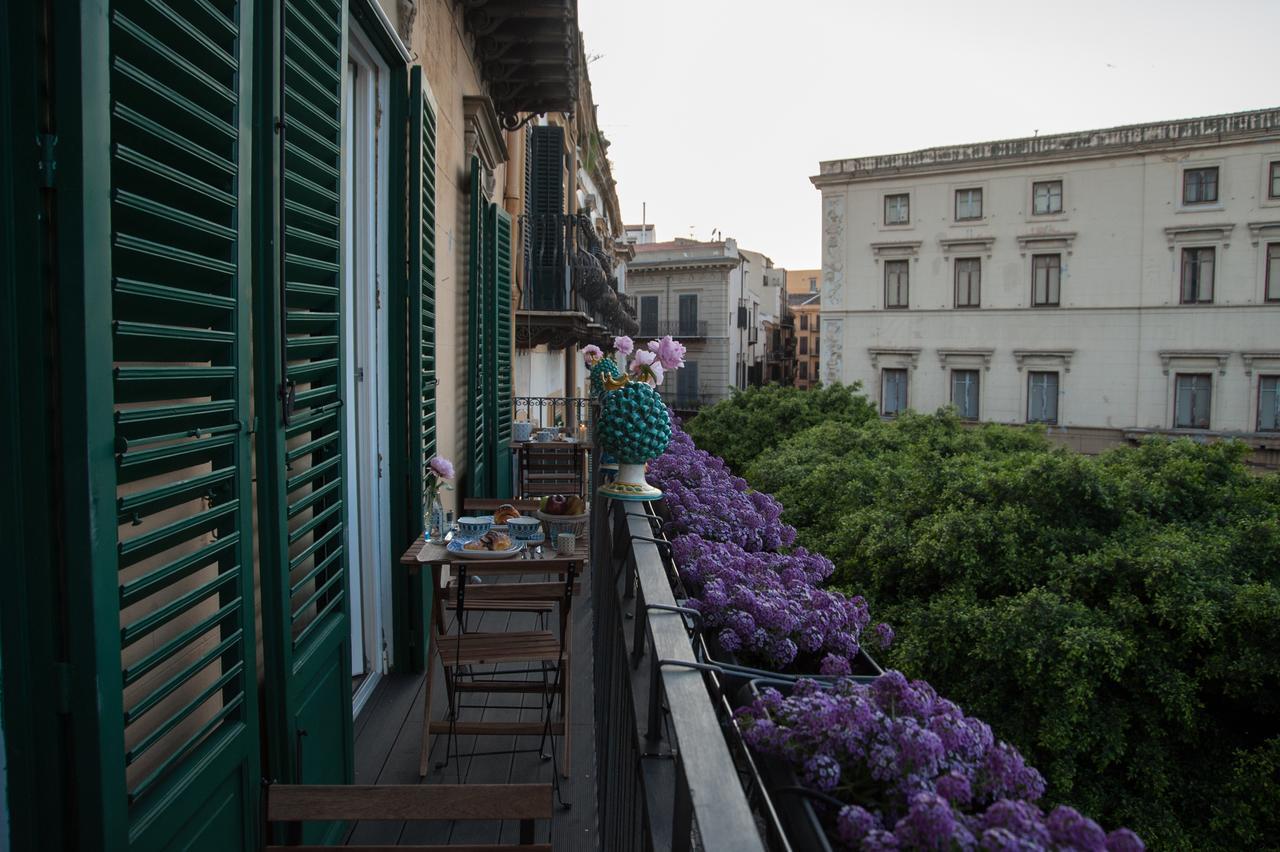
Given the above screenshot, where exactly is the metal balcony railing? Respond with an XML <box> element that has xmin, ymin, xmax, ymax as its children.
<box><xmin>637</xmin><ymin>319</ymin><xmax>709</xmax><ymax>340</ymax></box>
<box><xmin>513</xmin><ymin>396</ymin><xmax>593</xmax><ymax>430</ymax></box>
<box><xmin>521</xmin><ymin>212</ymin><xmax>639</xmax><ymax>338</ymax></box>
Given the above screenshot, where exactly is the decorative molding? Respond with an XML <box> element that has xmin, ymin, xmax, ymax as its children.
<box><xmin>1162</xmin><ymin>223</ymin><xmax>1234</xmax><ymax>250</ymax></box>
<box><xmin>937</xmin><ymin>348</ymin><xmax>995</xmax><ymax>370</ymax></box>
<box><xmin>822</xmin><ymin>317</ymin><xmax>844</xmax><ymax>384</ymax></box>
<box><xmin>463</xmin><ymin>95</ymin><xmax>509</xmax><ymax>172</ymax></box>
<box><xmin>1015</xmin><ymin>231</ymin><xmax>1077</xmax><ymax>256</ymax></box>
<box><xmin>1242</xmin><ymin>351</ymin><xmax>1280</xmax><ymax>375</ymax></box>
<box><xmin>1158</xmin><ymin>349</ymin><xmax>1230</xmax><ymax>376</ymax></box>
<box><xmin>1246</xmin><ymin>220</ymin><xmax>1280</xmax><ymax>246</ymax></box>
<box><xmin>939</xmin><ymin>236</ymin><xmax>995</xmax><ymax>260</ymax></box>
<box><xmin>868</xmin><ymin>347</ymin><xmax>922</xmax><ymax>370</ymax></box>
<box><xmin>1012</xmin><ymin>349</ymin><xmax>1075</xmax><ymax>372</ymax></box>
<box><xmin>870</xmin><ymin>240</ymin><xmax>923</xmax><ymax>263</ymax></box>
<box><xmin>814</xmin><ymin>108</ymin><xmax>1280</xmax><ymax>185</ymax></box>
<box><xmin>822</xmin><ymin>195</ymin><xmax>846</xmax><ymax>307</ymax></box>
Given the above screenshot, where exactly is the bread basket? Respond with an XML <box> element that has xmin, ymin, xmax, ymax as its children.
<box><xmin>533</xmin><ymin>507</ymin><xmax>590</xmax><ymax>539</ymax></box>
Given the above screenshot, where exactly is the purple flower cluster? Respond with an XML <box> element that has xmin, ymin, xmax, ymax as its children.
<box><xmin>736</xmin><ymin>677</ymin><xmax>1142</xmax><ymax>851</ymax></box>
<box><xmin>672</xmin><ymin>534</ymin><xmax>869</xmax><ymax>669</ymax></box>
<box><xmin>648</xmin><ymin>427</ymin><xmax>796</xmax><ymax>552</ymax></box>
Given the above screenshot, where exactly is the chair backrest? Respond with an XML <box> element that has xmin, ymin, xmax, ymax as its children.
<box><xmin>519</xmin><ymin>445</ymin><xmax>584</xmax><ymax>499</ymax></box>
<box><xmin>265</xmin><ymin>783</ymin><xmax>553</xmax><ymax>850</ymax></box>
<box><xmin>463</xmin><ymin>497</ymin><xmax>541</xmax><ymax>513</ymax></box>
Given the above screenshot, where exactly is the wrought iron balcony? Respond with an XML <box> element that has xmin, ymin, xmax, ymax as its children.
<box><xmin>518</xmin><ymin>212</ymin><xmax>639</xmax><ymax>349</ymax></box>
<box><xmin>637</xmin><ymin>319</ymin><xmax>710</xmax><ymax>340</ymax></box>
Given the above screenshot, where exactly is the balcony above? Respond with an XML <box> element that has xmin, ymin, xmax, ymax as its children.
<box><xmin>638</xmin><ymin>319</ymin><xmax>710</xmax><ymax>341</ymax></box>
<box><xmin>518</xmin><ymin>213</ymin><xmax>639</xmax><ymax>350</ymax></box>
<box><xmin>464</xmin><ymin>0</ymin><xmax>581</xmax><ymax>130</ymax></box>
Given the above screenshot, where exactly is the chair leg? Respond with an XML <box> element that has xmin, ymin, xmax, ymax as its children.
<box><xmin>561</xmin><ymin>650</ymin><xmax>571</xmax><ymax>779</ymax></box>
<box><xmin>418</xmin><ymin>656</ymin><xmax>437</xmax><ymax>778</ymax></box>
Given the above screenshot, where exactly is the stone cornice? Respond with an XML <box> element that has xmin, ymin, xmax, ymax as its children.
<box><xmin>1242</xmin><ymin>351</ymin><xmax>1280</xmax><ymax>375</ymax></box>
<box><xmin>939</xmin><ymin>236</ymin><xmax>995</xmax><ymax>259</ymax></box>
<box><xmin>937</xmin><ymin>348</ymin><xmax>995</xmax><ymax>370</ymax></box>
<box><xmin>1247</xmin><ymin>220</ymin><xmax>1280</xmax><ymax>246</ymax></box>
<box><xmin>1012</xmin><ymin>349</ymin><xmax>1075</xmax><ymax>372</ymax></box>
<box><xmin>463</xmin><ymin>95</ymin><xmax>509</xmax><ymax>171</ymax></box>
<box><xmin>1163</xmin><ymin>223</ymin><xmax>1234</xmax><ymax>249</ymax></box>
<box><xmin>628</xmin><ymin>256</ymin><xmax>740</xmax><ymax>274</ymax></box>
<box><xmin>869</xmin><ymin>240</ymin><xmax>923</xmax><ymax>263</ymax></box>
<box><xmin>1016</xmin><ymin>232</ymin><xmax>1077</xmax><ymax>256</ymax></box>
<box><xmin>867</xmin><ymin>347</ymin><xmax>922</xmax><ymax>369</ymax></box>
<box><xmin>812</xmin><ymin>107</ymin><xmax>1280</xmax><ymax>186</ymax></box>
<box><xmin>1158</xmin><ymin>350</ymin><xmax>1231</xmax><ymax>375</ymax></box>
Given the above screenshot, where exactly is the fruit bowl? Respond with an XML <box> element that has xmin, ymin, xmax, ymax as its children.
<box><xmin>533</xmin><ymin>507</ymin><xmax>590</xmax><ymax>540</ymax></box>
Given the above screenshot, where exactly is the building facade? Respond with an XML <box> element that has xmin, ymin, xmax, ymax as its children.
<box><xmin>787</xmin><ymin>269</ymin><xmax>822</xmax><ymax>388</ymax></box>
<box><xmin>0</xmin><ymin>1</ymin><xmax>626</xmax><ymax>848</ymax></box>
<box><xmin>812</xmin><ymin>108</ymin><xmax>1280</xmax><ymax>454</ymax></box>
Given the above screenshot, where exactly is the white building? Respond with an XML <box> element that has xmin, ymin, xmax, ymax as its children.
<box><xmin>811</xmin><ymin>107</ymin><xmax>1280</xmax><ymax>455</ymax></box>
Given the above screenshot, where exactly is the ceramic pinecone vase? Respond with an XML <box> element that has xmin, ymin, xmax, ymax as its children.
<box><xmin>596</xmin><ymin>378</ymin><xmax>672</xmax><ymax>501</ymax></box>
<box><xmin>589</xmin><ymin>358</ymin><xmax>624</xmax><ymax>472</ymax></box>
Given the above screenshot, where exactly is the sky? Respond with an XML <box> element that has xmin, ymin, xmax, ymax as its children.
<box><xmin>577</xmin><ymin>0</ymin><xmax>1280</xmax><ymax>270</ymax></box>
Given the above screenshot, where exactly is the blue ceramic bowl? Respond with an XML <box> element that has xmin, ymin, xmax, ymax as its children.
<box><xmin>456</xmin><ymin>516</ymin><xmax>492</xmax><ymax>540</ymax></box>
<box><xmin>506</xmin><ymin>516</ymin><xmax>543</xmax><ymax>541</ymax></box>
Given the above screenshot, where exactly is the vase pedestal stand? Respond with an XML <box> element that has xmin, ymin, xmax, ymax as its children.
<box><xmin>597</xmin><ymin>462</ymin><xmax>662</xmax><ymax>502</ymax></box>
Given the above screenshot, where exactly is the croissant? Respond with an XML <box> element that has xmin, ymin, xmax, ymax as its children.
<box><xmin>493</xmin><ymin>504</ymin><xmax>521</xmax><ymax>525</ymax></box>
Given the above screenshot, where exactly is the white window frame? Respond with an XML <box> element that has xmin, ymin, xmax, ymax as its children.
<box><xmin>1026</xmin><ymin>370</ymin><xmax>1060</xmax><ymax>425</ymax></box>
<box><xmin>1244</xmin><ymin>353</ymin><xmax>1280</xmax><ymax>432</ymax></box>
<box><xmin>954</xmin><ymin>186</ymin><xmax>984</xmax><ymax>222</ymax></box>
<box><xmin>880</xmin><ymin>367</ymin><xmax>910</xmax><ymax>416</ymax></box>
<box><xmin>1160</xmin><ymin>351</ymin><xmax>1229</xmax><ymax>431</ymax></box>
<box><xmin>883</xmin><ymin>191</ymin><xmax>912</xmax><ymax>227</ymax></box>
<box><xmin>1031</xmin><ymin>179</ymin><xmax>1064</xmax><ymax>217</ymax></box>
<box><xmin>1177</xmin><ymin>160</ymin><xmax>1225</xmax><ymax>212</ymax></box>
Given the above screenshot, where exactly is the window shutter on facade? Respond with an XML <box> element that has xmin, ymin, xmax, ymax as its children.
<box><xmin>409</xmin><ymin>66</ymin><xmax>438</xmax><ymax>522</ymax></box>
<box><xmin>256</xmin><ymin>1</ymin><xmax>354</xmax><ymax>839</ymax></box>
<box><xmin>491</xmin><ymin>204</ymin><xmax>515</xmax><ymax>498</ymax></box>
<box><xmin>528</xmin><ymin>124</ymin><xmax>565</xmax><ymax>309</ymax></box>
<box><xmin>469</xmin><ymin>189</ymin><xmax>515</xmax><ymax>500</ymax></box>
<box><xmin>73</xmin><ymin>0</ymin><xmax>264</xmax><ymax>846</ymax></box>
<box><xmin>467</xmin><ymin>156</ymin><xmax>491</xmax><ymax>496</ymax></box>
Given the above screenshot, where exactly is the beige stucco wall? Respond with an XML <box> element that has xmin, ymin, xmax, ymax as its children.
<box><xmin>817</xmin><ymin>131</ymin><xmax>1280</xmax><ymax>434</ymax></box>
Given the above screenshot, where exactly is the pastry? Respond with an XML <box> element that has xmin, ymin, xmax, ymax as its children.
<box><xmin>484</xmin><ymin>531</ymin><xmax>513</xmax><ymax>551</ymax></box>
<box><xmin>463</xmin><ymin>538</ymin><xmax>488</xmax><ymax>551</ymax></box>
<box><xmin>493</xmin><ymin>504</ymin><xmax>521</xmax><ymax>525</ymax></box>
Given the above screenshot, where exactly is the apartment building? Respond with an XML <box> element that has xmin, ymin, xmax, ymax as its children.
<box><xmin>787</xmin><ymin>269</ymin><xmax>822</xmax><ymax>388</ymax></box>
<box><xmin>812</xmin><ymin>108</ymin><xmax>1280</xmax><ymax>456</ymax></box>
<box><xmin>627</xmin><ymin>235</ymin><xmax>786</xmax><ymax>411</ymax></box>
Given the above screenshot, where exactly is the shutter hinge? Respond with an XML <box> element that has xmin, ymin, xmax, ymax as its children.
<box><xmin>54</xmin><ymin>662</ymin><xmax>72</xmax><ymax>714</ymax></box>
<box><xmin>375</xmin><ymin>285</ymin><xmax>382</xmax><ymax>311</ymax></box>
<box><xmin>38</xmin><ymin>134</ymin><xmax>58</xmax><ymax>188</ymax></box>
<box><xmin>377</xmin><ymin>452</ymin><xmax>384</xmax><ymax>479</ymax></box>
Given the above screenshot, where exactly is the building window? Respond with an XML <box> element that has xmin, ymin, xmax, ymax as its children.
<box><xmin>809</xmin><ymin>276</ymin><xmax>818</xmax><ymax>292</ymax></box>
<box><xmin>676</xmin><ymin>361</ymin><xmax>699</xmax><ymax>406</ymax></box>
<box><xmin>1032</xmin><ymin>254</ymin><xmax>1061</xmax><ymax>306</ymax></box>
<box><xmin>954</xmin><ymin>258</ymin><xmax>981</xmax><ymax>307</ymax></box>
<box><xmin>1032</xmin><ymin>180</ymin><xmax>1063</xmax><ymax>215</ymax></box>
<box><xmin>951</xmin><ymin>369</ymin><xmax>980</xmax><ymax>420</ymax></box>
<box><xmin>678</xmin><ymin>293</ymin><xmax>699</xmax><ymax>336</ymax></box>
<box><xmin>955</xmin><ymin>188</ymin><xmax>983</xmax><ymax>221</ymax></box>
<box><xmin>800</xmin><ymin>313</ymin><xmax>809</xmax><ymax>331</ymax></box>
<box><xmin>1260</xmin><ymin>375</ymin><xmax>1280</xmax><ymax>431</ymax></box>
<box><xmin>1182</xmin><ymin>167</ymin><xmax>1219</xmax><ymax>205</ymax></box>
<box><xmin>813</xmin><ymin>336</ymin><xmax>819</xmax><ymax>355</ymax></box>
<box><xmin>1180</xmin><ymin>247</ymin><xmax>1215</xmax><ymax>304</ymax></box>
<box><xmin>1270</xmin><ymin>162</ymin><xmax>1280</xmax><ymax>200</ymax></box>
<box><xmin>1267</xmin><ymin>243</ymin><xmax>1280</xmax><ymax>302</ymax></box>
<box><xmin>798</xmin><ymin>361</ymin><xmax>809</xmax><ymax>381</ymax></box>
<box><xmin>799</xmin><ymin>336</ymin><xmax>808</xmax><ymax>355</ymax></box>
<box><xmin>1027</xmin><ymin>371</ymin><xmax>1059</xmax><ymax>424</ymax></box>
<box><xmin>884</xmin><ymin>193</ymin><xmax>910</xmax><ymax>225</ymax></box>
<box><xmin>882</xmin><ymin>368</ymin><xmax>908</xmax><ymax>415</ymax></box>
<box><xmin>1174</xmin><ymin>373</ymin><xmax>1212</xmax><ymax>429</ymax></box>
<box><xmin>885</xmin><ymin>260</ymin><xmax>909</xmax><ymax>308</ymax></box>
<box><xmin>640</xmin><ymin>296</ymin><xmax>658</xmax><ymax>336</ymax></box>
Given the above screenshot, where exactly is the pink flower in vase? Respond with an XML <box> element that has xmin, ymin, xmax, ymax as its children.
<box><xmin>428</xmin><ymin>455</ymin><xmax>455</xmax><ymax>481</ymax></box>
<box><xmin>647</xmin><ymin>335</ymin><xmax>686</xmax><ymax>370</ymax></box>
<box><xmin>613</xmin><ymin>335</ymin><xmax>635</xmax><ymax>357</ymax></box>
<box><xmin>629</xmin><ymin>349</ymin><xmax>666</xmax><ymax>386</ymax></box>
<box><xmin>582</xmin><ymin>344</ymin><xmax>603</xmax><ymax>367</ymax></box>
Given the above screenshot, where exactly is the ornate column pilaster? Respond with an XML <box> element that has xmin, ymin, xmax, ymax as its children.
<box><xmin>821</xmin><ymin>193</ymin><xmax>845</xmax><ymax>308</ymax></box>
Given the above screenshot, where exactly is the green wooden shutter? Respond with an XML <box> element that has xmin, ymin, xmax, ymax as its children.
<box><xmin>528</xmin><ymin>124</ymin><xmax>565</xmax><ymax>309</ymax></box>
<box><xmin>467</xmin><ymin>155</ymin><xmax>491</xmax><ymax>497</ymax></box>
<box><xmin>105</xmin><ymin>0</ymin><xmax>261</xmax><ymax>846</ymax></box>
<box><xmin>409</xmin><ymin>66</ymin><xmax>438</xmax><ymax>525</ymax></box>
<box><xmin>256</xmin><ymin>0</ymin><xmax>353</xmax><ymax>829</ymax></box>
<box><xmin>491</xmin><ymin>204</ymin><xmax>515</xmax><ymax>498</ymax></box>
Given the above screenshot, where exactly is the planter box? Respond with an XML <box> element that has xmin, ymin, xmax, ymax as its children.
<box><xmin>697</xmin><ymin>628</ymin><xmax>883</xmax><ymax>708</ymax></box>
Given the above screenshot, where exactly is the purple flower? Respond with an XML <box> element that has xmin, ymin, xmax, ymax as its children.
<box><xmin>819</xmin><ymin>653</ymin><xmax>852</xmax><ymax>676</ymax></box>
<box><xmin>428</xmin><ymin>455</ymin><xmax>455</xmax><ymax>480</ymax></box>
<box><xmin>613</xmin><ymin>335</ymin><xmax>634</xmax><ymax>356</ymax></box>
<box><xmin>875</xmin><ymin>622</ymin><xmax>895</xmax><ymax>650</ymax></box>
<box><xmin>1105</xmin><ymin>828</ymin><xmax>1146</xmax><ymax>852</ymax></box>
<box><xmin>893</xmin><ymin>791</ymin><xmax>974</xmax><ymax>851</ymax></box>
<box><xmin>837</xmin><ymin>805</ymin><xmax>880</xmax><ymax>846</ymax></box>
<box><xmin>978</xmin><ymin>800</ymin><xmax>1051</xmax><ymax>846</ymax></box>
<box><xmin>647</xmin><ymin>335</ymin><xmax>687</xmax><ymax>370</ymax></box>
<box><xmin>802</xmin><ymin>754</ymin><xmax>842</xmax><ymax>792</ymax></box>
<box><xmin>936</xmin><ymin>772</ymin><xmax>973</xmax><ymax>806</ymax></box>
<box><xmin>1046</xmin><ymin>805</ymin><xmax>1106</xmax><ymax>852</ymax></box>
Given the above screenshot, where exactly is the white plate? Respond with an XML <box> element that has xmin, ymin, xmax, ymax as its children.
<box><xmin>447</xmin><ymin>538</ymin><xmax>525</xmax><ymax>559</ymax></box>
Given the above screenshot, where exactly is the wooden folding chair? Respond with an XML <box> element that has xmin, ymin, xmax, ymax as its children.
<box><xmin>264</xmin><ymin>782</ymin><xmax>553</xmax><ymax>850</ymax></box>
<box><xmin>518</xmin><ymin>445</ymin><xmax>584</xmax><ymax>499</ymax></box>
<box><xmin>453</xmin><ymin>498</ymin><xmax>553</xmax><ymax>617</ymax></box>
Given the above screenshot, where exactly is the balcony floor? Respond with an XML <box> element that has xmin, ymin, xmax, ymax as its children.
<box><xmin>347</xmin><ymin>567</ymin><xmax>599</xmax><ymax>850</ymax></box>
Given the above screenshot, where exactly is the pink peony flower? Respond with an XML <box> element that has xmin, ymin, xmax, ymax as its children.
<box><xmin>582</xmin><ymin>344</ymin><xmax>603</xmax><ymax>366</ymax></box>
<box><xmin>613</xmin><ymin>335</ymin><xmax>634</xmax><ymax>357</ymax></box>
<box><xmin>628</xmin><ymin>349</ymin><xmax>665</xmax><ymax>386</ymax></box>
<box><xmin>428</xmin><ymin>456</ymin><xmax>455</xmax><ymax>480</ymax></box>
<box><xmin>647</xmin><ymin>335</ymin><xmax>686</xmax><ymax>370</ymax></box>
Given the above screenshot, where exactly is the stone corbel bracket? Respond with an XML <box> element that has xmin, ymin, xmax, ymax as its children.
<box><xmin>869</xmin><ymin>241</ymin><xmax>923</xmax><ymax>264</ymax></box>
<box><xmin>1012</xmin><ymin>349</ymin><xmax>1075</xmax><ymax>372</ymax></box>
<box><xmin>1246</xmin><ymin>221</ymin><xmax>1280</xmax><ymax>247</ymax></box>
<box><xmin>1158</xmin><ymin>350</ymin><xmax>1230</xmax><ymax>376</ymax></box>
<box><xmin>1242</xmin><ymin>351</ymin><xmax>1280</xmax><ymax>375</ymax></box>
<box><xmin>939</xmin><ymin>236</ymin><xmax>995</xmax><ymax>261</ymax></box>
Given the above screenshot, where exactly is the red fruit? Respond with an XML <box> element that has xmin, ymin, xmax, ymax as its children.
<box><xmin>547</xmin><ymin>495</ymin><xmax>568</xmax><ymax>515</ymax></box>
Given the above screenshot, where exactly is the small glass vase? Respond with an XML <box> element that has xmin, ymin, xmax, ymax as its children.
<box><xmin>426</xmin><ymin>492</ymin><xmax>446</xmax><ymax>543</ymax></box>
